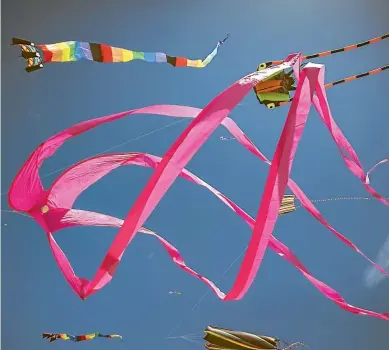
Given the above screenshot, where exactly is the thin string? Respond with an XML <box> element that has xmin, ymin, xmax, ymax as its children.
<box><xmin>165</xmin><ymin>195</ymin><xmax>388</xmax><ymax>339</ymax></box>
<box><xmin>43</xmin><ymin>118</ymin><xmax>187</xmax><ymax>178</ymax></box>
<box><xmin>295</xmin><ymin>196</ymin><xmax>389</xmax><ymax>209</ymax></box>
<box><xmin>0</xmin><ymin>118</ymin><xmax>188</xmax><ymax>196</ymax></box>
<box><xmin>165</xmin><ymin>246</ymin><xmax>247</xmax><ymax>338</ymax></box>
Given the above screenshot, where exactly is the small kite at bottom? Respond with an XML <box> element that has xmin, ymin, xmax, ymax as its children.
<box><xmin>42</xmin><ymin>332</ymin><xmax>122</xmax><ymax>342</ymax></box>
<box><xmin>204</xmin><ymin>325</ymin><xmax>305</xmax><ymax>350</ymax></box>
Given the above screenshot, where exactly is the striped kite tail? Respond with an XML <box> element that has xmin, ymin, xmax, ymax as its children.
<box><xmin>42</xmin><ymin>333</ymin><xmax>60</xmax><ymax>342</ymax></box>
<box><xmin>12</xmin><ymin>35</ymin><xmax>229</xmax><ymax>71</ymax></box>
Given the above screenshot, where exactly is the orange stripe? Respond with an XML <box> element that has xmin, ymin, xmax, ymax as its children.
<box><xmin>369</xmin><ymin>68</ymin><xmax>381</xmax><ymax>75</ymax></box>
<box><xmin>369</xmin><ymin>37</ymin><xmax>381</xmax><ymax>44</ymax></box>
<box><xmin>318</xmin><ymin>51</ymin><xmax>331</xmax><ymax>57</ymax></box>
<box><xmin>111</xmin><ymin>47</ymin><xmax>123</xmax><ymax>62</ymax></box>
<box><xmin>344</xmin><ymin>44</ymin><xmax>357</xmax><ymax>51</ymax></box>
<box><xmin>344</xmin><ymin>76</ymin><xmax>357</xmax><ymax>82</ymax></box>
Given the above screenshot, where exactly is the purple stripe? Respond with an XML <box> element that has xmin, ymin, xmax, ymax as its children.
<box><xmin>78</xmin><ymin>42</ymin><xmax>93</xmax><ymax>60</ymax></box>
<box><xmin>155</xmin><ymin>52</ymin><xmax>167</xmax><ymax>63</ymax></box>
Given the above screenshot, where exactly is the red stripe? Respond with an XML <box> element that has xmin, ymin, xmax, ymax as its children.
<box><xmin>175</xmin><ymin>57</ymin><xmax>188</xmax><ymax>67</ymax></box>
<box><xmin>38</xmin><ymin>45</ymin><xmax>53</xmax><ymax>62</ymax></box>
<box><xmin>100</xmin><ymin>44</ymin><xmax>113</xmax><ymax>62</ymax></box>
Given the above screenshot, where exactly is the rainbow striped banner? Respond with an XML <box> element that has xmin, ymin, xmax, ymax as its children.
<box><xmin>12</xmin><ymin>35</ymin><xmax>229</xmax><ymax>72</ymax></box>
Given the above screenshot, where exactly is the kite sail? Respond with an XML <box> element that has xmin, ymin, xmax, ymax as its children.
<box><xmin>254</xmin><ymin>33</ymin><xmax>388</xmax><ymax>109</ymax></box>
<box><xmin>11</xmin><ymin>35</ymin><xmax>229</xmax><ymax>72</ymax></box>
<box><xmin>204</xmin><ymin>326</ymin><xmax>304</xmax><ymax>350</ymax></box>
<box><xmin>42</xmin><ymin>332</ymin><xmax>122</xmax><ymax>342</ymax></box>
<box><xmin>8</xmin><ymin>55</ymin><xmax>389</xmax><ymax>320</ymax></box>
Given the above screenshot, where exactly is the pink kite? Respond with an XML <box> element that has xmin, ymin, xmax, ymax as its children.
<box><xmin>8</xmin><ymin>54</ymin><xmax>389</xmax><ymax>320</ymax></box>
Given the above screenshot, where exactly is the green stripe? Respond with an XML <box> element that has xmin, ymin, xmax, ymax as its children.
<box><xmin>133</xmin><ymin>51</ymin><xmax>145</xmax><ymax>60</ymax></box>
<box><xmin>68</xmin><ymin>42</ymin><xmax>77</xmax><ymax>61</ymax></box>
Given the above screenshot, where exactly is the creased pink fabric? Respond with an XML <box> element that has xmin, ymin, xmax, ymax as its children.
<box><xmin>8</xmin><ymin>53</ymin><xmax>300</xmax><ymax>297</ymax></box>
<box><xmin>46</xmin><ymin>152</ymin><xmax>389</xmax><ymax>319</ymax></box>
<box><xmin>8</xmin><ymin>54</ymin><xmax>389</xmax><ymax>319</ymax></box>
<box><xmin>291</xmin><ymin>62</ymin><xmax>389</xmax><ymax>206</ymax></box>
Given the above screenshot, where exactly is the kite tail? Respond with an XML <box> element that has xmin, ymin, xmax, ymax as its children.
<box><xmin>42</xmin><ymin>333</ymin><xmax>55</xmax><ymax>341</ymax></box>
<box><xmin>42</xmin><ymin>332</ymin><xmax>121</xmax><ymax>342</ymax></box>
<box><xmin>100</xmin><ymin>334</ymin><xmax>123</xmax><ymax>339</ymax></box>
<box><xmin>219</xmin><ymin>33</ymin><xmax>230</xmax><ymax>45</ymax></box>
<box><xmin>12</xmin><ymin>35</ymin><xmax>229</xmax><ymax>71</ymax></box>
<box><xmin>11</xmin><ymin>38</ymin><xmax>43</xmax><ymax>72</ymax></box>
<box><xmin>42</xmin><ymin>333</ymin><xmax>72</xmax><ymax>342</ymax></box>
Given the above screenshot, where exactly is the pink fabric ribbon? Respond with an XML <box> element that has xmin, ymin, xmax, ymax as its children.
<box><xmin>8</xmin><ymin>54</ymin><xmax>389</xmax><ymax>319</ymax></box>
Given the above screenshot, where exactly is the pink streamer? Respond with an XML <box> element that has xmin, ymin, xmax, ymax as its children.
<box><xmin>38</xmin><ymin>151</ymin><xmax>389</xmax><ymax>319</ymax></box>
<box><xmin>292</xmin><ymin>62</ymin><xmax>389</xmax><ymax>206</ymax></box>
<box><xmin>8</xmin><ymin>54</ymin><xmax>389</xmax><ymax>319</ymax></box>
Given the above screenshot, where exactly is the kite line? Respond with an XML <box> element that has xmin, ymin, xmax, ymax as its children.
<box><xmin>254</xmin><ymin>33</ymin><xmax>388</xmax><ymax>109</ymax></box>
<box><xmin>277</xmin><ymin>65</ymin><xmax>389</xmax><ymax>108</ymax></box>
<box><xmin>260</xmin><ymin>33</ymin><xmax>389</xmax><ymax>68</ymax></box>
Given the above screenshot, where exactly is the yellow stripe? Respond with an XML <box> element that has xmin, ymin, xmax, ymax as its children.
<box><xmin>187</xmin><ymin>59</ymin><xmax>202</xmax><ymax>67</ymax></box>
<box><xmin>122</xmin><ymin>49</ymin><xmax>134</xmax><ymax>62</ymax></box>
<box><xmin>57</xmin><ymin>42</ymin><xmax>71</xmax><ymax>61</ymax></box>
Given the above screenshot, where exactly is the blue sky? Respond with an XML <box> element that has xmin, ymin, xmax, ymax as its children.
<box><xmin>2</xmin><ymin>0</ymin><xmax>389</xmax><ymax>349</ymax></box>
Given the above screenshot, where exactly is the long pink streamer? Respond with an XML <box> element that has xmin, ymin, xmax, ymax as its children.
<box><xmin>44</xmin><ymin>151</ymin><xmax>389</xmax><ymax>319</ymax></box>
<box><xmin>291</xmin><ymin>62</ymin><xmax>389</xmax><ymax>206</ymax></box>
<box><xmin>8</xmin><ymin>54</ymin><xmax>388</xmax><ymax>319</ymax></box>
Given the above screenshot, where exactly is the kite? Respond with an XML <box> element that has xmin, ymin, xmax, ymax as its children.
<box><xmin>167</xmin><ymin>325</ymin><xmax>304</xmax><ymax>350</ymax></box>
<box><xmin>8</xmin><ymin>54</ymin><xmax>389</xmax><ymax>320</ymax></box>
<box><xmin>169</xmin><ymin>290</ymin><xmax>182</xmax><ymax>295</ymax></box>
<box><xmin>254</xmin><ymin>33</ymin><xmax>388</xmax><ymax>109</ymax></box>
<box><xmin>204</xmin><ymin>326</ymin><xmax>304</xmax><ymax>350</ymax></box>
<box><xmin>11</xmin><ymin>35</ymin><xmax>229</xmax><ymax>72</ymax></box>
<box><xmin>220</xmin><ymin>136</ymin><xmax>236</xmax><ymax>141</ymax></box>
<box><xmin>42</xmin><ymin>332</ymin><xmax>122</xmax><ymax>342</ymax></box>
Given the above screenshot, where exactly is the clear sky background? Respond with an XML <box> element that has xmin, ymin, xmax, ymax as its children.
<box><xmin>2</xmin><ymin>0</ymin><xmax>389</xmax><ymax>349</ymax></box>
